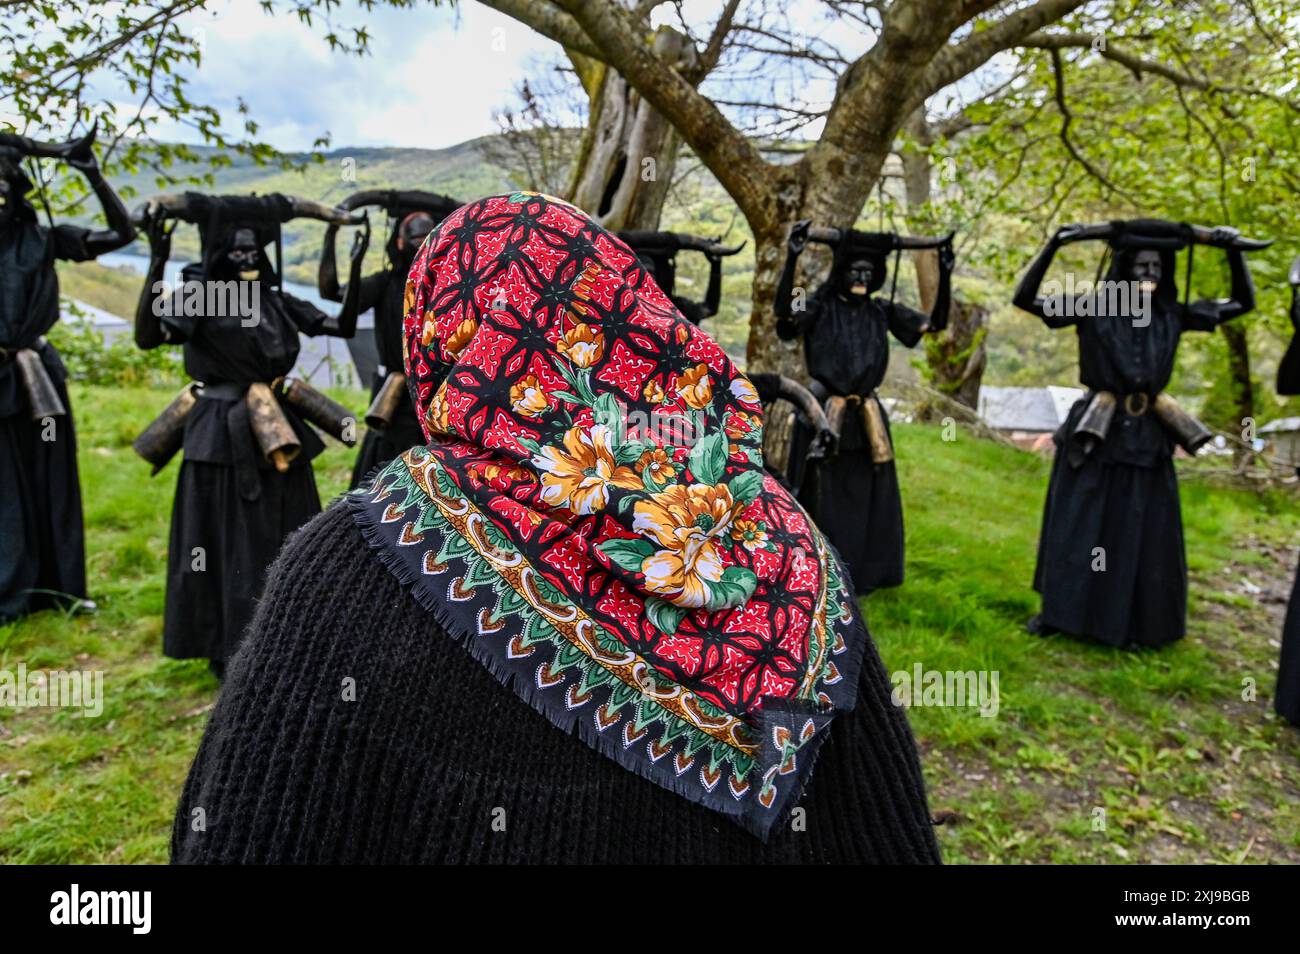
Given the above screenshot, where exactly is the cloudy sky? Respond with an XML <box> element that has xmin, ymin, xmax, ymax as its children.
<box><xmin>100</xmin><ymin>0</ymin><xmax>880</xmax><ymax>153</ymax></box>
<box><xmin>141</xmin><ymin>0</ymin><xmax>567</xmax><ymax>151</ymax></box>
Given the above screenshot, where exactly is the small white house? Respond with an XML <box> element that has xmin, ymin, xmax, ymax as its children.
<box><xmin>1259</xmin><ymin>417</ymin><xmax>1300</xmax><ymax>469</ymax></box>
<box><xmin>978</xmin><ymin>385</ymin><xmax>1084</xmax><ymax>451</ymax></box>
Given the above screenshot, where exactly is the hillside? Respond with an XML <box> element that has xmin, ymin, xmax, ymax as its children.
<box><xmin>52</xmin><ymin>135</ymin><xmax>1300</xmax><ymax>422</ymax></box>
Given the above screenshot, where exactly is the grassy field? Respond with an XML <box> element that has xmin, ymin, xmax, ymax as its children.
<box><xmin>2</xmin><ymin>384</ymin><xmax>1298</xmax><ymax>863</ymax></box>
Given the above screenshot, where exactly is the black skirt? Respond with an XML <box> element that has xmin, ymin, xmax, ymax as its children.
<box><xmin>0</xmin><ymin>367</ymin><xmax>86</xmax><ymax>622</ymax></box>
<box><xmin>788</xmin><ymin>394</ymin><xmax>904</xmax><ymax>595</ymax></box>
<box><xmin>1278</xmin><ymin>564</ymin><xmax>1300</xmax><ymax>725</ymax></box>
<box><xmin>1032</xmin><ymin>409</ymin><xmax>1186</xmax><ymax>648</ymax></box>
<box><xmin>163</xmin><ymin>457</ymin><xmax>321</xmax><ymax>664</ymax></box>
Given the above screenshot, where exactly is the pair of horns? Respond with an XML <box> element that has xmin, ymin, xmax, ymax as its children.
<box><xmin>1056</xmin><ymin>220</ymin><xmax>1271</xmax><ymax>251</ymax></box>
<box><xmin>805</xmin><ymin>226</ymin><xmax>955</xmax><ymax>251</ymax></box>
<box><xmin>333</xmin><ymin>188</ymin><xmax>461</xmax><ymax>216</ymax></box>
<box><xmin>0</xmin><ymin>125</ymin><xmax>96</xmax><ymax>162</ymax></box>
<box><xmin>132</xmin><ymin>193</ymin><xmax>366</xmax><ymax>227</ymax></box>
<box><xmin>619</xmin><ymin>230</ymin><xmax>746</xmax><ymax>257</ymax></box>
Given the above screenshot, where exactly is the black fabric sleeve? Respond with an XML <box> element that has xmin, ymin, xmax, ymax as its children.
<box><xmin>279</xmin><ymin>292</ymin><xmax>334</xmax><ymax>337</ymax></box>
<box><xmin>172</xmin><ymin>503</ymin><xmax>941</xmax><ymax>864</ymax></box>
<box><xmin>1012</xmin><ymin>238</ymin><xmax>1080</xmax><ymax>328</ymax></box>
<box><xmin>49</xmin><ymin>224</ymin><xmax>95</xmax><ymax>263</ymax></box>
<box><xmin>1181</xmin><ymin>247</ymin><xmax>1257</xmax><ymax>332</ymax></box>
<box><xmin>887</xmin><ymin>302</ymin><xmax>928</xmax><ymax>348</ymax></box>
<box><xmin>354</xmin><ymin>272</ymin><xmax>388</xmax><ymax>314</ymax></box>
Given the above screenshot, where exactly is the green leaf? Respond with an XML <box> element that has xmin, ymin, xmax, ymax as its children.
<box><xmin>729</xmin><ymin>469</ymin><xmax>765</xmax><ymax>505</ymax></box>
<box><xmin>595</xmin><ymin>537</ymin><xmax>654</xmax><ymax>572</ymax></box>
<box><xmin>706</xmin><ymin>566</ymin><xmax>758</xmax><ymax>610</ymax></box>
<box><xmin>687</xmin><ymin>432</ymin><xmax>727</xmax><ymax>485</ymax></box>
<box><xmin>614</xmin><ymin>440</ymin><xmax>645</xmax><ymax>466</ymax></box>
<box><xmin>642</xmin><ymin>466</ymin><xmax>666</xmax><ymax>494</ymax></box>
<box><xmin>593</xmin><ymin>392</ymin><xmax>625</xmax><ymax>444</ymax></box>
<box><xmin>645</xmin><ymin>597</ymin><xmax>688</xmax><ymax>635</ymax></box>
<box><xmin>555</xmin><ymin>360</ymin><xmax>580</xmax><ymax>391</ymax></box>
<box><xmin>575</xmin><ymin>369</ymin><xmax>597</xmax><ymax>405</ymax></box>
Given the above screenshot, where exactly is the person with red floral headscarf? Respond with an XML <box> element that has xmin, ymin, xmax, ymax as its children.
<box><xmin>172</xmin><ymin>193</ymin><xmax>940</xmax><ymax>864</ymax></box>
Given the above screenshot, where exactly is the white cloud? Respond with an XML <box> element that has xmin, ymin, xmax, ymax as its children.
<box><xmin>113</xmin><ymin>0</ymin><xmax>560</xmax><ymax>151</ymax></box>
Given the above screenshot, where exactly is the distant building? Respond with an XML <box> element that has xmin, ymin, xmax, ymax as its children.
<box><xmin>978</xmin><ymin>385</ymin><xmax>1084</xmax><ymax>452</ymax></box>
<box><xmin>1260</xmin><ymin>417</ymin><xmax>1300</xmax><ymax>470</ymax></box>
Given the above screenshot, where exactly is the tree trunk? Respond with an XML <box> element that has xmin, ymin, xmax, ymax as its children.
<box><xmin>1220</xmin><ymin>320</ymin><xmax>1254</xmax><ymax>469</ymax></box>
<box><xmin>566</xmin><ymin>27</ymin><xmax>692</xmax><ymax>231</ymax></box>
<box><xmin>901</xmin><ymin>110</ymin><xmax>987</xmax><ymax>414</ymax></box>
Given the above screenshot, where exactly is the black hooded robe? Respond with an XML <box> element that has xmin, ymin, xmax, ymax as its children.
<box><xmin>1028</xmin><ymin>253</ymin><xmax>1232</xmax><ymax>648</ymax></box>
<box><xmin>347</xmin><ymin>268</ymin><xmax>423</xmax><ymax>488</ymax></box>
<box><xmin>1274</xmin><ymin>298</ymin><xmax>1300</xmax><ymax>724</ymax></box>
<box><xmin>1277</xmin><ymin>581</ymin><xmax>1300</xmax><ymax>724</ymax></box>
<box><xmin>0</xmin><ymin>220</ymin><xmax>95</xmax><ymax>622</ymax></box>
<box><xmin>782</xmin><ymin>288</ymin><xmax>928</xmax><ymax>593</ymax></box>
<box><xmin>156</xmin><ymin>266</ymin><xmax>342</xmax><ymax>666</ymax></box>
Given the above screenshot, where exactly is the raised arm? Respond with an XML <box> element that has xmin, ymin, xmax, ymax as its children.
<box><xmin>1012</xmin><ymin>227</ymin><xmax>1077</xmax><ymax>328</ymax></box>
<box><xmin>699</xmin><ymin>251</ymin><xmax>723</xmax><ymax>319</ymax></box>
<box><xmin>1183</xmin><ymin>235</ymin><xmax>1257</xmax><ymax>331</ymax></box>
<box><xmin>922</xmin><ymin>240</ymin><xmax>955</xmax><ymax>334</ymax></box>
<box><xmin>774</xmin><ymin>220</ymin><xmax>818</xmax><ymax>339</ymax></box>
<box><xmin>292</xmin><ymin>225</ymin><xmax>370</xmax><ymax>338</ymax></box>
<box><xmin>60</xmin><ymin>152</ymin><xmax>135</xmax><ymax>259</ymax></box>
<box><xmin>317</xmin><ymin>224</ymin><xmax>344</xmax><ymax>302</ymax></box>
<box><xmin>133</xmin><ymin>210</ymin><xmax>175</xmax><ymax>350</ymax></box>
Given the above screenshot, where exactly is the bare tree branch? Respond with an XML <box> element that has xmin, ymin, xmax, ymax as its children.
<box><xmin>477</xmin><ymin>0</ymin><xmax>602</xmax><ymax>59</ymax></box>
<box><xmin>1046</xmin><ymin>46</ymin><xmax>1137</xmax><ymax>204</ymax></box>
<box><xmin>918</xmin><ymin>0</ymin><xmax>1090</xmax><ymax>101</ymax></box>
<box><xmin>1021</xmin><ymin>31</ymin><xmax>1300</xmax><ymax>112</ymax></box>
<box><xmin>552</xmin><ymin>0</ymin><xmax>777</xmax><ymax>223</ymax></box>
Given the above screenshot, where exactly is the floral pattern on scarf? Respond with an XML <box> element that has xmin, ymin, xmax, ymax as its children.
<box><xmin>349</xmin><ymin>192</ymin><xmax>870</xmax><ymax>838</ymax></box>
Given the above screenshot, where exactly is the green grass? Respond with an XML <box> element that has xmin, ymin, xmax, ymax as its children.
<box><xmin>0</xmin><ymin>383</ymin><xmax>362</xmax><ymax>863</ymax></box>
<box><xmin>1</xmin><ymin>388</ymin><xmax>1298</xmax><ymax>863</ymax></box>
<box><xmin>875</xmin><ymin>426</ymin><xmax>1300</xmax><ymax>863</ymax></box>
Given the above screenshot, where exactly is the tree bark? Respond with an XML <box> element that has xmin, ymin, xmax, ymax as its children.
<box><xmin>488</xmin><ymin>0</ymin><xmax>1092</xmax><ymax>369</ymax></box>
<box><xmin>567</xmin><ymin>27</ymin><xmax>692</xmax><ymax>231</ymax></box>
<box><xmin>1220</xmin><ymin>320</ymin><xmax>1255</xmax><ymax>469</ymax></box>
<box><xmin>901</xmin><ymin>109</ymin><xmax>988</xmax><ymax>414</ymax></box>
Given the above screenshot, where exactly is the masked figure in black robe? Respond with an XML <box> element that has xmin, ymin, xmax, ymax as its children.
<box><xmin>133</xmin><ymin>193</ymin><xmax>367</xmax><ymax>673</ymax></box>
<box><xmin>318</xmin><ymin>190</ymin><xmax>458</xmax><ymax>487</ymax></box>
<box><xmin>1274</xmin><ymin>255</ymin><xmax>1300</xmax><ymax>724</ymax></box>
<box><xmin>1014</xmin><ymin>219</ymin><xmax>1262</xmax><ymax>649</ymax></box>
<box><xmin>617</xmin><ymin>230</ymin><xmax>743</xmax><ymax>325</ymax></box>
<box><xmin>774</xmin><ymin>221</ymin><xmax>953</xmax><ymax>593</ymax></box>
<box><xmin>0</xmin><ymin>129</ymin><xmax>134</xmax><ymax>622</ymax></box>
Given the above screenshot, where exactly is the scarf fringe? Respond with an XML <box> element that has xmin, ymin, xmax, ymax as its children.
<box><xmin>346</xmin><ymin>485</ymin><xmax>871</xmax><ymax>842</ymax></box>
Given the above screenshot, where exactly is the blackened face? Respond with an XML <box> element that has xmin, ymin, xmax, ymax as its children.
<box><xmin>841</xmin><ymin>258</ymin><xmax>875</xmax><ymax>300</ymax></box>
<box><xmin>226</xmin><ymin>228</ymin><xmax>262</xmax><ymax>281</ymax></box>
<box><xmin>397</xmin><ymin>213</ymin><xmax>435</xmax><ymax>255</ymax></box>
<box><xmin>1130</xmin><ymin>249</ymin><xmax>1162</xmax><ymax>289</ymax></box>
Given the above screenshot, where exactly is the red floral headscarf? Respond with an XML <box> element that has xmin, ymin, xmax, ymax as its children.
<box><xmin>350</xmin><ymin>192</ymin><xmax>868</xmax><ymax>838</ymax></box>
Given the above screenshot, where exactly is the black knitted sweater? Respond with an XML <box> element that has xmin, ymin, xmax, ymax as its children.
<box><xmin>171</xmin><ymin>502</ymin><xmax>942</xmax><ymax>864</ymax></box>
